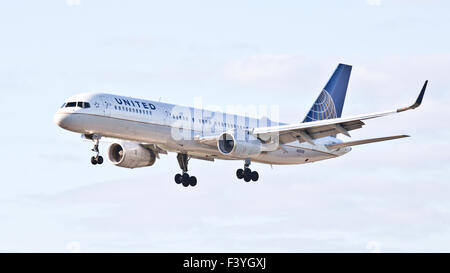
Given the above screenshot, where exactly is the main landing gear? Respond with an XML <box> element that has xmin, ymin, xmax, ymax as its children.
<box><xmin>236</xmin><ymin>159</ymin><xmax>259</xmax><ymax>182</ymax></box>
<box><xmin>90</xmin><ymin>134</ymin><xmax>103</xmax><ymax>165</ymax></box>
<box><xmin>174</xmin><ymin>153</ymin><xmax>197</xmax><ymax>187</ymax></box>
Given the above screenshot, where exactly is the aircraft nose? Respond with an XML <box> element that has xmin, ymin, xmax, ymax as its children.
<box><xmin>54</xmin><ymin>112</ymin><xmax>72</xmax><ymax>129</ymax></box>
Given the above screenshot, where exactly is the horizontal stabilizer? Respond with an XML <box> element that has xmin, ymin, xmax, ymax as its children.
<box><xmin>326</xmin><ymin>135</ymin><xmax>409</xmax><ymax>150</ymax></box>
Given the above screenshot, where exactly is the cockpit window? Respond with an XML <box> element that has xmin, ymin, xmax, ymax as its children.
<box><xmin>64</xmin><ymin>101</ymin><xmax>90</xmax><ymax>108</ymax></box>
<box><xmin>60</xmin><ymin>103</ymin><xmax>66</xmax><ymax>108</ymax></box>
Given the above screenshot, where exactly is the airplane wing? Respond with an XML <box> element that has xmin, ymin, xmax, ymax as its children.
<box><xmin>141</xmin><ymin>143</ymin><xmax>168</xmax><ymax>156</ymax></box>
<box><xmin>253</xmin><ymin>81</ymin><xmax>427</xmax><ymax>145</ymax></box>
<box><xmin>81</xmin><ymin>135</ymin><xmax>168</xmax><ymax>158</ymax></box>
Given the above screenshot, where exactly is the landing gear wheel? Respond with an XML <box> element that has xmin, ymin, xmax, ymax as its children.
<box><xmin>89</xmin><ymin>134</ymin><xmax>103</xmax><ymax>166</ymax></box>
<box><xmin>251</xmin><ymin>171</ymin><xmax>259</xmax><ymax>182</ymax></box>
<box><xmin>181</xmin><ymin>173</ymin><xmax>190</xmax><ymax>187</ymax></box>
<box><xmin>182</xmin><ymin>173</ymin><xmax>189</xmax><ymax>181</ymax></box>
<box><xmin>243</xmin><ymin>168</ymin><xmax>252</xmax><ymax>182</ymax></box>
<box><xmin>237</xmin><ymin>160</ymin><xmax>260</xmax><ymax>182</ymax></box>
<box><xmin>176</xmin><ymin>153</ymin><xmax>199</xmax><ymax>187</ymax></box>
<box><xmin>175</xmin><ymin>174</ymin><xmax>182</xmax><ymax>184</ymax></box>
<box><xmin>189</xmin><ymin>176</ymin><xmax>197</xmax><ymax>187</ymax></box>
<box><xmin>236</xmin><ymin>169</ymin><xmax>244</xmax><ymax>179</ymax></box>
<box><xmin>182</xmin><ymin>179</ymin><xmax>190</xmax><ymax>187</ymax></box>
<box><xmin>244</xmin><ymin>168</ymin><xmax>251</xmax><ymax>178</ymax></box>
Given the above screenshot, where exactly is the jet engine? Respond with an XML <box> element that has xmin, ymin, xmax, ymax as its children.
<box><xmin>217</xmin><ymin>132</ymin><xmax>262</xmax><ymax>158</ymax></box>
<box><xmin>108</xmin><ymin>141</ymin><xmax>156</xmax><ymax>168</ymax></box>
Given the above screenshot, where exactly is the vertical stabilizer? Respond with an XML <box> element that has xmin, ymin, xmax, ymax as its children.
<box><xmin>303</xmin><ymin>63</ymin><xmax>352</xmax><ymax>122</ymax></box>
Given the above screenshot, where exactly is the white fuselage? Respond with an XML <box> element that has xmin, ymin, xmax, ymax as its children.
<box><xmin>54</xmin><ymin>93</ymin><xmax>350</xmax><ymax>165</ymax></box>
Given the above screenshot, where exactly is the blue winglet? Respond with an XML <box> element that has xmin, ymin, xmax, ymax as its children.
<box><xmin>397</xmin><ymin>80</ymin><xmax>428</xmax><ymax>112</ymax></box>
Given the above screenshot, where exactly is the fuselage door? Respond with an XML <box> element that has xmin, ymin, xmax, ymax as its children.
<box><xmin>101</xmin><ymin>96</ymin><xmax>112</xmax><ymax>116</ymax></box>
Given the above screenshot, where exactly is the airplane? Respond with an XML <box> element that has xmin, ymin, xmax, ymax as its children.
<box><xmin>54</xmin><ymin>64</ymin><xmax>427</xmax><ymax>187</ymax></box>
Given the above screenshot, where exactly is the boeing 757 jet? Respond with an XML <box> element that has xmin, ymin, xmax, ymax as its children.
<box><xmin>54</xmin><ymin>64</ymin><xmax>427</xmax><ymax>187</ymax></box>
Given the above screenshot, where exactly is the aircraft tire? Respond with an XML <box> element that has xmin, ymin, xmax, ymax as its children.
<box><xmin>189</xmin><ymin>176</ymin><xmax>197</xmax><ymax>187</ymax></box>
<box><xmin>251</xmin><ymin>171</ymin><xmax>259</xmax><ymax>182</ymax></box>
<box><xmin>236</xmin><ymin>169</ymin><xmax>244</xmax><ymax>179</ymax></box>
<box><xmin>175</xmin><ymin>174</ymin><xmax>182</xmax><ymax>184</ymax></box>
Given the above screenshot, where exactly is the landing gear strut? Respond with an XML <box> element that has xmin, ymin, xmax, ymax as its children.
<box><xmin>90</xmin><ymin>134</ymin><xmax>103</xmax><ymax>165</ymax></box>
<box><xmin>174</xmin><ymin>153</ymin><xmax>197</xmax><ymax>187</ymax></box>
<box><xmin>236</xmin><ymin>159</ymin><xmax>259</xmax><ymax>182</ymax></box>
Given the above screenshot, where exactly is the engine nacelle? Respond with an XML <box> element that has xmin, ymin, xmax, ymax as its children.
<box><xmin>108</xmin><ymin>141</ymin><xmax>156</xmax><ymax>169</ymax></box>
<box><xmin>217</xmin><ymin>132</ymin><xmax>262</xmax><ymax>158</ymax></box>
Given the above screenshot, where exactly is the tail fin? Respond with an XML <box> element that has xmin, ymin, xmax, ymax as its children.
<box><xmin>303</xmin><ymin>63</ymin><xmax>352</xmax><ymax>122</ymax></box>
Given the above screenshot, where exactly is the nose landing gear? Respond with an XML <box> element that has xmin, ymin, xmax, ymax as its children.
<box><xmin>91</xmin><ymin>155</ymin><xmax>103</xmax><ymax>165</ymax></box>
<box><xmin>236</xmin><ymin>159</ymin><xmax>259</xmax><ymax>182</ymax></box>
<box><xmin>90</xmin><ymin>134</ymin><xmax>103</xmax><ymax>165</ymax></box>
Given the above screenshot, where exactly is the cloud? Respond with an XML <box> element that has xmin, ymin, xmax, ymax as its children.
<box><xmin>3</xmin><ymin>50</ymin><xmax>449</xmax><ymax>252</ymax></box>
<box><xmin>367</xmin><ymin>0</ymin><xmax>382</xmax><ymax>6</ymax></box>
<box><xmin>366</xmin><ymin>241</ymin><xmax>382</xmax><ymax>253</ymax></box>
<box><xmin>224</xmin><ymin>55</ymin><xmax>316</xmax><ymax>83</ymax></box>
<box><xmin>18</xmin><ymin>158</ymin><xmax>450</xmax><ymax>252</ymax></box>
<box><xmin>66</xmin><ymin>0</ymin><xmax>81</xmax><ymax>6</ymax></box>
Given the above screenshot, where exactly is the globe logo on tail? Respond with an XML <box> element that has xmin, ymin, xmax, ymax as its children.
<box><xmin>303</xmin><ymin>89</ymin><xmax>337</xmax><ymax>122</ymax></box>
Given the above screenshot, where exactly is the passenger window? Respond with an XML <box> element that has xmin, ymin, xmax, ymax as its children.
<box><xmin>66</xmin><ymin>102</ymin><xmax>76</xmax><ymax>107</ymax></box>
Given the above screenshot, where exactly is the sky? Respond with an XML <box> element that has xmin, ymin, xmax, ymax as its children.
<box><xmin>0</xmin><ymin>0</ymin><xmax>450</xmax><ymax>252</ymax></box>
